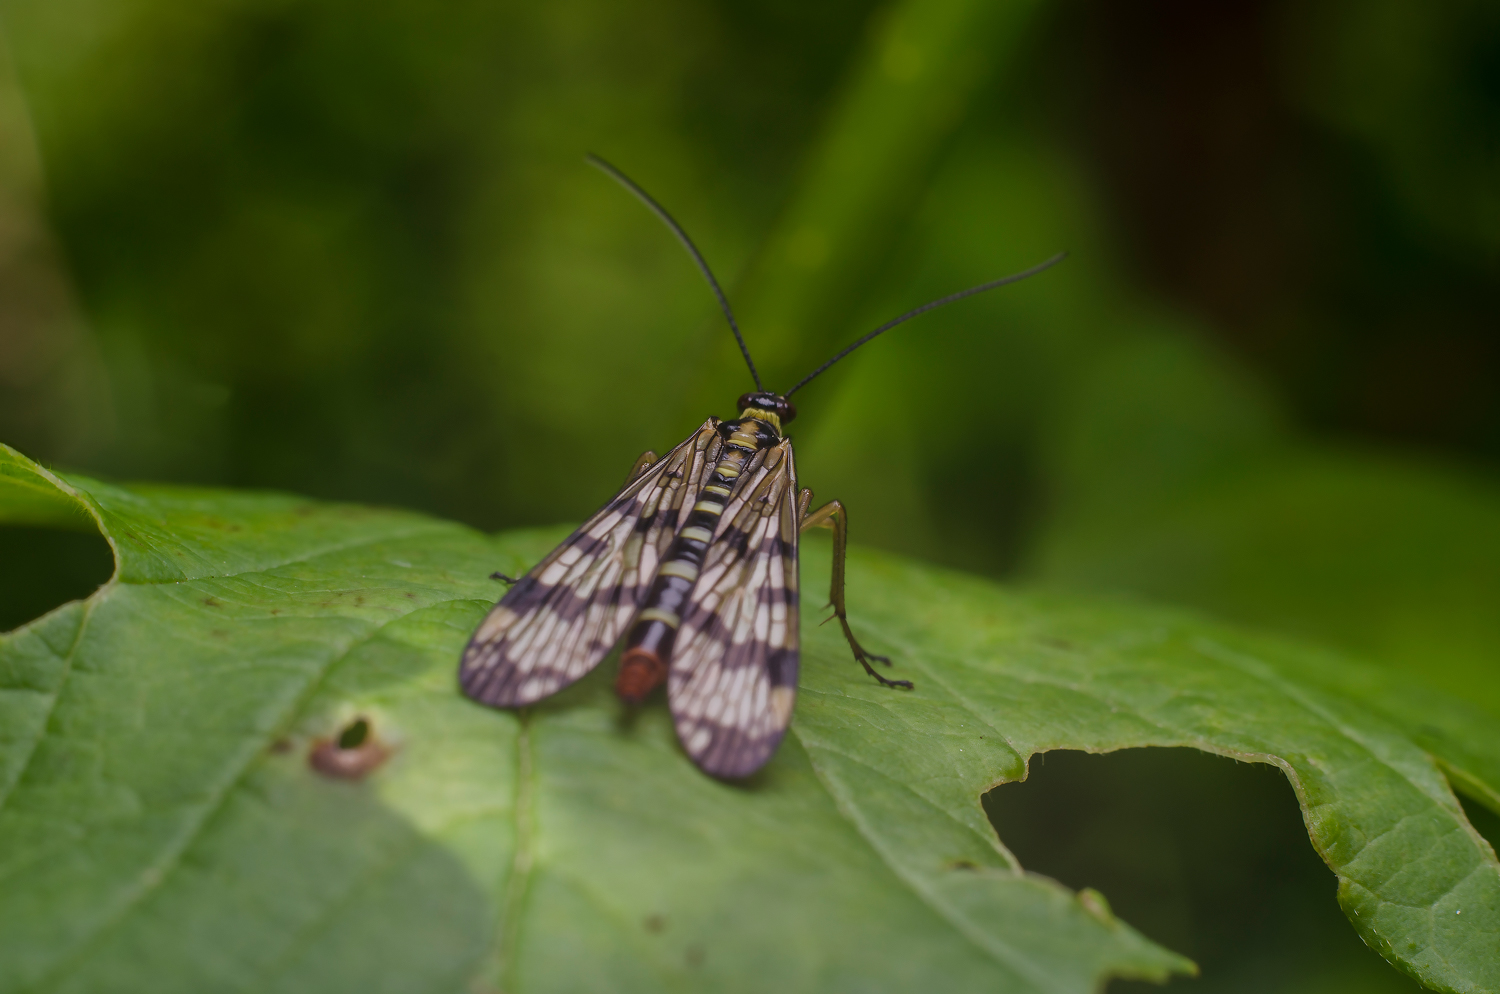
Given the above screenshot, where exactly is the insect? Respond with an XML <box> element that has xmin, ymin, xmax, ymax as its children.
<box><xmin>460</xmin><ymin>155</ymin><xmax>1063</xmax><ymax>778</ymax></box>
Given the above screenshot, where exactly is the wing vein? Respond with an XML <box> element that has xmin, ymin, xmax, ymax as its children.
<box><xmin>459</xmin><ymin>420</ymin><xmax>720</xmax><ymax>706</ymax></box>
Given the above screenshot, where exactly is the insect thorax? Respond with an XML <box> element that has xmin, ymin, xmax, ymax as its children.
<box><xmin>722</xmin><ymin>410</ymin><xmax>783</xmax><ymax>449</ymax></box>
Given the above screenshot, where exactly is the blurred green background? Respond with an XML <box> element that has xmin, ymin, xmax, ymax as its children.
<box><xmin>1</xmin><ymin>0</ymin><xmax>1496</xmax><ymax>989</ymax></box>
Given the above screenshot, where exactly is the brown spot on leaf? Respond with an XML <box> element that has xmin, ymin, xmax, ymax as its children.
<box><xmin>309</xmin><ymin>717</ymin><xmax>391</xmax><ymax>779</ymax></box>
<box><xmin>947</xmin><ymin>859</ymin><xmax>979</xmax><ymax>871</ymax></box>
<box><xmin>202</xmin><ymin>596</ymin><xmax>222</xmax><ymax>608</ymax></box>
<box><xmin>685</xmin><ymin>945</ymin><xmax>705</xmax><ymax>969</ymax></box>
<box><xmin>269</xmin><ymin>738</ymin><xmax>293</xmax><ymax>754</ymax></box>
<box><xmin>643</xmin><ymin>914</ymin><xmax>666</xmax><ymax>934</ymax></box>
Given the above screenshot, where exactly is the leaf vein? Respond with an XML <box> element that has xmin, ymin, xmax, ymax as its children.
<box><xmin>0</xmin><ymin>597</ymin><xmax>101</xmax><ymax>818</ymax></box>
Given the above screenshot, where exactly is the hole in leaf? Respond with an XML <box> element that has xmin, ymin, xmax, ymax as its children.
<box><xmin>0</xmin><ymin>525</ymin><xmax>115</xmax><ymax>632</ymax></box>
<box><xmin>338</xmin><ymin>717</ymin><xmax>370</xmax><ymax>750</ymax></box>
<box><xmin>984</xmin><ymin>749</ymin><xmax>1424</xmax><ymax>992</ymax></box>
<box><xmin>309</xmin><ymin>716</ymin><xmax>390</xmax><ymax>779</ymax></box>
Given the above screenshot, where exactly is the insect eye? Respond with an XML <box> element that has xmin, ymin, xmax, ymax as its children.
<box><xmin>737</xmin><ymin>392</ymin><xmax>754</xmax><ymax>410</ymax></box>
<box><xmin>779</xmin><ymin>399</ymin><xmax>797</xmax><ymax>424</ymax></box>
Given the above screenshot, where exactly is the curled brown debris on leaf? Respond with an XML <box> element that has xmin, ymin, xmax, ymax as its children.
<box><xmin>308</xmin><ymin>717</ymin><xmax>391</xmax><ymax>779</ymax></box>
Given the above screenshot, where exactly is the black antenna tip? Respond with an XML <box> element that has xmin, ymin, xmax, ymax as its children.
<box><xmin>584</xmin><ymin>154</ymin><xmax>764</xmax><ymax>393</ymax></box>
<box><xmin>783</xmin><ymin>251</ymin><xmax>1067</xmax><ymax>398</ymax></box>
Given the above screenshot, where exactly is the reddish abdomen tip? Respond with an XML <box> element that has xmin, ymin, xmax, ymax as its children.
<box><xmin>616</xmin><ymin>648</ymin><xmax>668</xmax><ymax>704</ymax></box>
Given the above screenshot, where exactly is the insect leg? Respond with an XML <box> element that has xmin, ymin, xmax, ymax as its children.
<box><xmin>626</xmin><ymin>450</ymin><xmax>659</xmax><ymax>485</ymax></box>
<box><xmin>800</xmin><ymin>499</ymin><xmax>913</xmax><ymax>690</ymax></box>
<box><xmin>489</xmin><ymin>572</ymin><xmax>518</xmax><ymax>584</ymax></box>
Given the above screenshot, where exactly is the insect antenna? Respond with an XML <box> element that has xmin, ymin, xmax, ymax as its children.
<box><xmin>783</xmin><ymin>251</ymin><xmax>1068</xmax><ymax>398</ymax></box>
<box><xmin>586</xmin><ymin>154</ymin><xmax>764</xmax><ymax>392</ymax></box>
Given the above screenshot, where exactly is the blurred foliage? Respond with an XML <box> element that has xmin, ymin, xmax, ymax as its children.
<box><xmin>2</xmin><ymin>0</ymin><xmax>1499</xmax><ymax>989</ymax></box>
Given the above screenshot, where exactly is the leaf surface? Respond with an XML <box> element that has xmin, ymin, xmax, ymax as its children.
<box><xmin>2</xmin><ymin>443</ymin><xmax>1496</xmax><ymax>994</ymax></box>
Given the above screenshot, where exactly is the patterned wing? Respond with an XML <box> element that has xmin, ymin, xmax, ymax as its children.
<box><xmin>669</xmin><ymin>439</ymin><xmax>800</xmax><ymax>777</ymax></box>
<box><xmin>460</xmin><ymin>418</ymin><xmax>722</xmax><ymax>706</ymax></box>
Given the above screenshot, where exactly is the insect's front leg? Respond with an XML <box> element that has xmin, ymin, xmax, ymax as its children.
<box><xmin>799</xmin><ymin>495</ymin><xmax>913</xmax><ymax>690</ymax></box>
<box><xmin>626</xmin><ymin>450</ymin><xmax>659</xmax><ymax>485</ymax></box>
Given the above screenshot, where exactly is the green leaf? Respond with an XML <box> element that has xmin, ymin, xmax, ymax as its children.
<box><xmin>2</xmin><ymin>442</ymin><xmax>1496</xmax><ymax>994</ymax></box>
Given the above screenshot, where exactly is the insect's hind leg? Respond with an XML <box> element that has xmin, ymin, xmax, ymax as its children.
<box><xmin>799</xmin><ymin>494</ymin><xmax>913</xmax><ymax>690</ymax></box>
<box><xmin>626</xmin><ymin>450</ymin><xmax>659</xmax><ymax>485</ymax></box>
